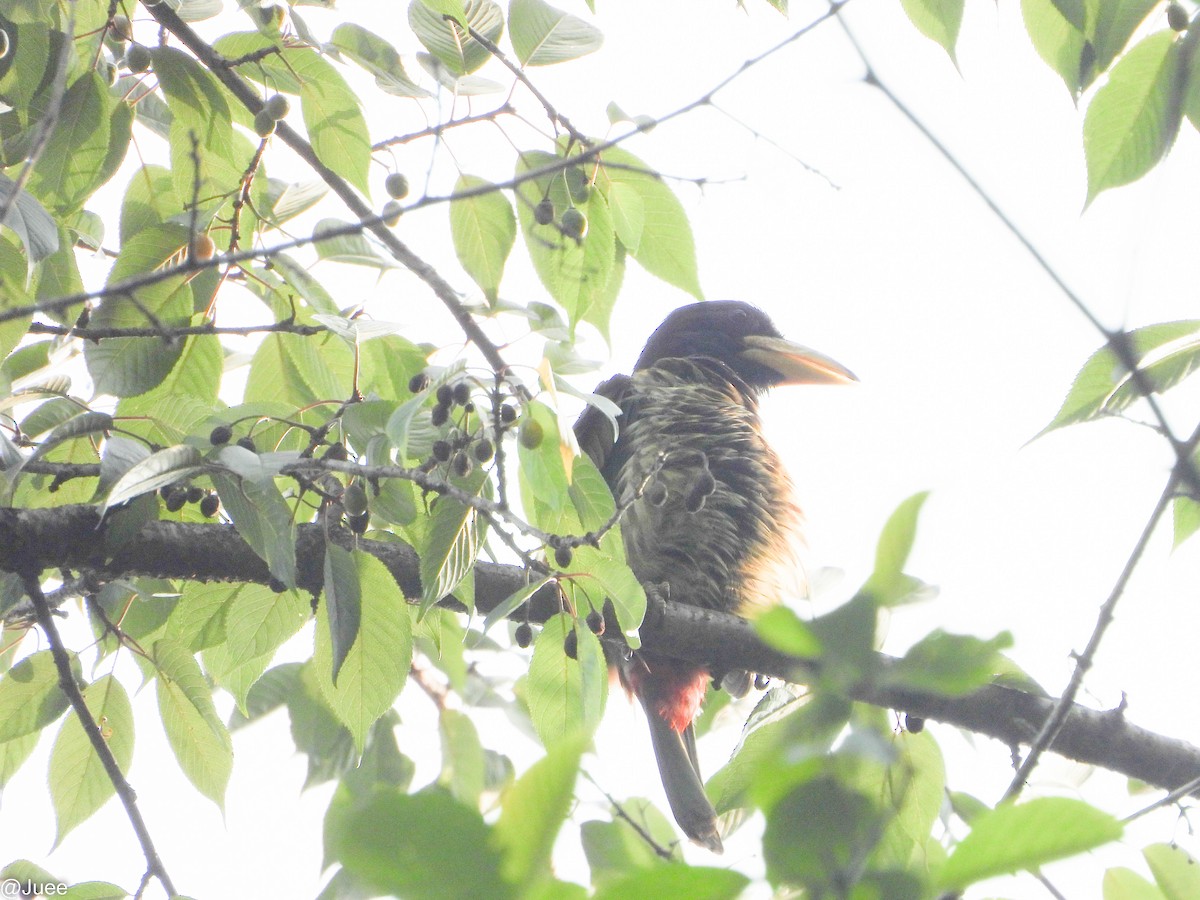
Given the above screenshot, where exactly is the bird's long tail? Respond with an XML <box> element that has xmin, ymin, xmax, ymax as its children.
<box><xmin>637</xmin><ymin>691</ymin><xmax>724</xmax><ymax>854</ymax></box>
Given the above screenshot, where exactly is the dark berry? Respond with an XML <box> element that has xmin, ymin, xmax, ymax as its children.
<box><xmin>408</xmin><ymin>372</ymin><xmax>430</xmax><ymax>393</ymax></box>
<box><xmin>237</xmin><ymin>436</ymin><xmax>257</xmax><ymax>453</ymax></box>
<box><xmin>452</xmin><ymin>451</ymin><xmax>472</xmax><ymax>477</ymax></box>
<box><xmin>185</xmin><ymin>486</ymin><xmax>205</xmax><ymax>504</ymax></box>
<box><xmin>534</xmin><ymin>198</ymin><xmax>555</xmax><ymax>226</ymax></box>
<box><xmin>462</xmin><ymin>401</ymin><xmax>475</xmax><ymax>415</ymax></box>
<box><xmin>515</xmin><ymin>622</ymin><xmax>533</xmax><ymax>648</ymax></box>
<box><xmin>905</xmin><ymin>714</ymin><xmax>926</xmax><ymax>734</ymax></box>
<box><xmin>430</xmin><ymin>404</ymin><xmax>449</xmax><ymax>427</ymax></box>
<box><xmin>563</xmin><ymin>628</ymin><xmax>578</xmax><ymax>660</ymax></box>
<box><xmin>452</xmin><ymin>382</ymin><xmax>471</xmax><ymax>406</ymax></box>
<box><xmin>1168</xmin><ymin>2</ymin><xmax>1189</xmax><ymax>31</ymax></box>
<box><xmin>164</xmin><ymin>489</ymin><xmax>187</xmax><ymax>512</ymax></box>
<box><xmin>586</xmin><ymin>609</ymin><xmax>605</xmax><ymax>636</ymax></box>
<box><xmin>432</xmin><ymin>440</ymin><xmax>452</xmax><ymax>462</ymax></box>
<box><xmin>500</xmin><ymin>403</ymin><xmax>517</xmax><ymax>424</ymax></box>
<box><xmin>348</xmin><ymin>510</ymin><xmax>369</xmax><ymax>534</ymax></box>
<box><xmin>200</xmin><ymin>493</ymin><xmax>220</xmax><ymax>517</ymax></box>
<box><xmin>323</xmin><ymin>443</ymin><xmax>349</xmax><ymax>461</ymax></box>
<box><xmin>209</xmin><ymin>425</ymin><xmax>233</xmax><ymax>445</ymax></box>
<box><xmin>473</xmin><ymin>439</ymin><xmax>494</xmax><ymax>463</ymax></box>
<box><xmin>436</xmin><ymin>384</ymin><xmax>454</xmax><ymax>406</ymax></box>
<box><xmin>554</xmin><ymin>545</ymin><xmax>572</xmax><ymax>568</ymax></box>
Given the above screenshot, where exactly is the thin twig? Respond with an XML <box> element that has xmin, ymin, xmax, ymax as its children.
<box><xmin>1123</xmin><ymin>772</ymin><xmax>1200</xmax><ymax>824</ymax></box>
<box><xmin>21</xmin><ymin>574</ymin><xmax>177</xmax><ymax>897</ymax></box>
<box><xmin>372</xmin><ymin>104</ymin><xmax>515</xmax><ymax>151</ymax></box>
<box><xmin>28</xmin><ymin>320</ymin><xmax>326</xmax><ymax>340</ymax></box>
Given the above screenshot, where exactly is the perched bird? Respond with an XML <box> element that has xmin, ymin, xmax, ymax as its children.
<box><xmin>574</xmin><ymin>300</ymin><xmax>856</xmax><ymax>853</ymax></box>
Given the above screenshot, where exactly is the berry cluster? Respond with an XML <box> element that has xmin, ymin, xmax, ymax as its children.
<box><xmin>411</xmin><ymin>373</ymin><xmax>517</xmax><ymax>482</ymax></box>
<box><xmin>161</xmin><ymin>482</ymin><xmax>220</xmax><ymax>518</ymax></box>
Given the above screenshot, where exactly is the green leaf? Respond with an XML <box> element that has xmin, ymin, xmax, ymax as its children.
<box><xmin>313</xmin><ymin>550</ymin><xmax>412</xmax><ymax>753</ymax></box>
<box><xmin>0</xmin><ymin>173</ymin><xmax>59</xmax><ymax>265</ymax></box>
<box><xmin>0</xmin><ymin>650</ymin><xmax>75</xmax><ymax>742</ymax></box>
<box><xmin>27</xmin><ymin>73</ymin><xmax>112</xmax><ymax>213</ymax></box>
<box><xmin>596</xmin><ymin>146</ymin><xmax>701</xmax><ymax>300</ymax></box>
<box><xmin>753</xmin><ymin>606</ymin><xmax>823</xmax><ymax>658</ymax></box>
<box><xmin>49</xmin><ymin>675</ymin><xmax>134</xmax><ymax>846</ymax></box>
<box><xmin>1037</xmin><ymin>320</ymin><xmax>1200</xmax><ymax>436</ymax></box>
<box><xmin>861</xmin><ymin>490</ymin><xmax>931</xmax><ymax>605</ymax></box>
<box><xmin>329</xmin><ymin>22</ymin><xmax>429</xmax><ymax>98</ymax></box>
<box><xmin>854</xmin><ymin>730</ymin><xmax>946</xmax><ymax>870</ymax></box>
<box><xmin>566</xmin><ymin>546</ymin><xmax>645</xmax><ymax>642</ymax></box>
<box><xmin>594</xmin><ymin>865</ymin><xmax>749</xmax><ymax>900</ymax></box>
<box><xmin>939</xmin><ymin>797</ymin><xmax>1123</xmax><ymax>890</ymax></box>
<box><xmin>510</xmin><ymin>0</ymin><xmax>604</xmax><ymax>66</ymax></box>
<box><xmin>518</xmin><ymin>400</ymin><xmax>571</xmax><ymax>516</ymax></box>
<box><xmin>201</xmin><ymin>585</ymin><xmax>309</xmax><ymax>712</ymax></box>
<box><xmin>102</xmin><ymin>444</ymin><xmax>204</xmax><ymax>511</ymax></box>
<box><xmin>417</xmin><ymin>468</ymin><xmax>488</xmax><ymax>614</ymax></box>
<box><xmin>439</xmin><ymin>707</ymin><xmax>485</xmax><ymax>804</ymax></box>
<box><xmin>886</xmin><ymin>630</ymin><xmax>1014</xmax><ymax>695</ymax></box>
<box><xmin>408</xmin><ymin>0</ymin><xmax>503</xmax><ymax>75</ymax></box>
<box><xmin>27</xmin><ymin>411</ymin><xmax>113</xmax><ymax>464</ymax></box>
<box><xmin>527</xmin><ymin>613</ymin><xmax>606</xmax><ymax>748</ymax></box>
<box><xmin>1085</xmin><ymin>31</ymin><xmax>1183</xmax><ymax>204</ymax></box>
<box><xmin>493</xmin><ymin>734</ymin><xmax>586</xmax><ymax>889</ymax></box>
<box><xmin>581</xmin><ymin>812</ymin><xmax>673</xmax><ymax>886</ymax></box>
<box><xmin>1021</xmin><ymin>0</ymin><xmax>1093</xmax><ymax>94</ymax></box>
<box><xmin>324</xmin><ymin>543</ymin><xmax>362</xmax><ymax>684</ymax></box>
<box><xmin>1173</xmin><ymin>496</ymin><xmax>1200</xmax><ymax>548</ymax></box>
<box><xmin>763</xmin><ymin>777</ymin><xmax>884</xmax><ymax>891</ymax></box>
<box><xmin>154</xmin><ymin>638</ymin><xmax>233</xmax><ymax>808</ymax></box>
<box><xmin>298</xmin><ymin>55</ymin><xmax>372</xmax><ymax>196</ymax></box>
<box><xmin>450</xmin><ymin>174</ymin><xmax>516</xmax><ymax>302</ymax></box>
<box><xmin>84</xmin><ymin>224</ymin><xmax>193</xmax><ymax>398</ymax></box>
<box><xmin>210</xmin><ymin>464</ymin><xmax>297</xmax><ymax>589</ymax></box>
<box><xmin>1145</xmin><ymin>842</ymin><xmax>1200</xmax><ymax>900</ymax></box>
<box><xmin>1093</xmin><ymin>1</ymin><xmax>1158</xmax><ymax>73</ymax></box>
<box><xmin>329</xmin><ymin>787</ymin><xmax>513</xmax><ymax>900</ymax></box>
<box><xmin>1104</xmin><ymin>867</ymin><xmax>1167</xmax><ymax>900</ymax></box>
<box><xmin>900</xmin><ymin>0</ymin><xmax>964</xmax><ymax>62</ymax></box>
<box><xmin>515</xmin><ymin>150</ymin><xmax>618</xmax><ymax>329</ymax></box>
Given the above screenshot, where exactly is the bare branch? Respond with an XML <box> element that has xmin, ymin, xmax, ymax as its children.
<box><xmin>19</xmin><ymin>573</ymin><xmax>177</xmax><ymax>898</ymax></box>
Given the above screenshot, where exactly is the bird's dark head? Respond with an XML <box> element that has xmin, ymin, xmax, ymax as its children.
<box><xmin>634</xmin><ymin>300</ymin><xmax>857</xmax><ymax>392</ymax></box>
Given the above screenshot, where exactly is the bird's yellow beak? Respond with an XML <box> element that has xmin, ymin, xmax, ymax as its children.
<box><xmin>740</xmin><ymin>335</ymin><xmax>858</xmax><ymax>386</ymax></box>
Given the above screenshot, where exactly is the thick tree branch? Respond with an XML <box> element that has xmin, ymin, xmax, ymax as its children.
<box><xmin>4</xmin><ymin>505</ymin><xmax>1200</xmax><ymax>802</ymax></box>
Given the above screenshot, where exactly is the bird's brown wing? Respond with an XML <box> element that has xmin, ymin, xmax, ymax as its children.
<box><xmin>572</xmin><ymin>373</ymin><xmax>633</xmax><ymax>478</ymax></box>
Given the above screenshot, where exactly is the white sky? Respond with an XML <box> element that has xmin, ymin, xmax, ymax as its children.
<box><xmin>5</xmin><ymin>0</ymin><xmax>1200</xmax><ymax>896</ymax></box>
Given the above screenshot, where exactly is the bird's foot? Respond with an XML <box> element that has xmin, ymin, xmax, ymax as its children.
<box><xmin>644</xmin><ymin>581</ymin><xmax>669</xmax><ymax>627</ymax></box>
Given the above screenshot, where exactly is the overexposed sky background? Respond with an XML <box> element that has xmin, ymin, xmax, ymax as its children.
<box><xmin>5</xmin><ymin>0</ymin><xmax>1200</xmax><ymax>896</ymax></box>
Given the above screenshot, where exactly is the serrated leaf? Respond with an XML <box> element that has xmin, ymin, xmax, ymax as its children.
<box><xmin>0</xmin><ymin>650</ymin><xmax>76</xmax><ymax>742</ymax></box>
<box><xmin>1037</xmin><ymin>320</ymin><xmax>1200</xmax><ymax>437</ymax></box>
<box><xmin>154</xmin><ymin>638</ymin><xmax>233</xmax><ymax>808</ymax></box>
<box><xmin>1093</xmin><ymin>1</ymin><xmax>1158</xmax><ymax>73</ymax></box>
<box><xmin>28</xmin><ymin>73</ymin><xmax>112</xmax><ymax>213</ymax></box>
<box><xmin>1104</xmin><ymin>866</ymin><xmax>1167</xmax><ymax>900</ymax></box>
<box><xmin>0</xmin><ymin>173</ymin><xmax>59</xmax><ymax>264</ymax></box>
<box><xmin>450</xmin><ymin>174</ymin><xmax>516</xmax><ymax>302</ymax></box>
<box><xmin>49</xmin><ymin>675</ymin><xmax>133</xmax><ymax>846</ymax></box>
<box><xmin>1145</xmin><ymin>842</ymin><xmax>1200</xmax><ymax>900</ymax></box>
<box><xmin>103</xmin><ymin>445</ymin><xmax>204</xmax><ymax>511</ymax></box>
<box><xmin>887</xmin><ymin>629</ymin><xmax>1013</xmax><ymax>695</ymax></box>
<box><xmin>210</xmin><ymin>471</ymin><xmax>297</xmax><ymax>589</ymax></box>
<box><xmin>28</xmin><ymin>411</ymin><xmax>113</xmax><ymax>464</ymax></box>
<box><xmin>312</xmin><ymin>218</ymin><xmax>394</xmax><ymax>268</ymax></box>
<box><xmin>596</xmin><ymin>146</ymin><xmax>701</xmax><ymax>300</ymax></box>
<box><xmin>516</xmin><ymin>151</ymin><xmax>617</xmax><ymax>330</ymax></box>
<box><xmin>329</xmin><ymin>787</ymin><xmax>513</xmax><ymax>900</ymax></box>
<box><xmin>438</xmin><ymin>707</ymin><xmax>485</xmax><ymax>804</ymax></box>
<box><xmin>939</xmin><ymin>797</ymin><xmax>1122</xmax><ymax>890</ymax></box>
<box><xmin>510</xmin><ymin>0</ymin><xmax>604</xmax><ymax>66</ymax></box>
<box><xmin>299</xmin><ymin>60</ymin><xmax>371</xmax><ymax>195</ymax></box>
<box><xmin>493</xmin><ymin>734</ymin><xmax>586</xmax><ymax>888</ymax></box>
<box><xmin>324</xmin><ymin>543</ymin><xmax>362</xmax><ymax>684</ymax></box>
<box><xmin>527</xmin><ymin>613</ymin><xmax>606</xmax><ymax>748</ymax></box>
<box><xmin>329</xmin><ymin>23</ymin><xmax>430</xmax><ymax>98</ymax></box>
<box><xmin>418</xmin><ymin>469</ymin><xmax>488</xmax><ymax>614</ymax></box>
<box><xmin>1021</xmin><ymin>0</ymin><xmax>1093</xmax><ymax>95</ymax></box>
<box><xmin>900</xmin><ymin>0</ymin><xmax>964</xmax><ymax>62</ymax></box>
<box><xmin>861</xmin><ymin>491</ymin><xmax>930</xmax><ymax>605</ymax></box>
<box><xmin>313</xmin><ymin>551</ymin><xmax>412</xmax><ymax>753</ymax></box>
<box><xmin>408</xmin><ymin>0</ymin><xmax>503</xmax><ymax>75</ymax></box>
<box><xmin>84</xmin><ymin>224</ymin><xmax>194</xmax><ymax>398</ymax></box>
<box><xmin>753</xmin><ymin>606</ymin><xmax>823</xmax><ymax>657</ymax></box>
<box><xmin>1085</xmin><ymin>31</ymin><xmax>1182</xmax><ymax>204</ymax></box>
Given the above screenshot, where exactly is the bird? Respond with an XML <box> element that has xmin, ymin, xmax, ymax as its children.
<box><xmin>574</xmin><ymin>300</ymin><xmax>857</xmax><ymax>854</ymax></box>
